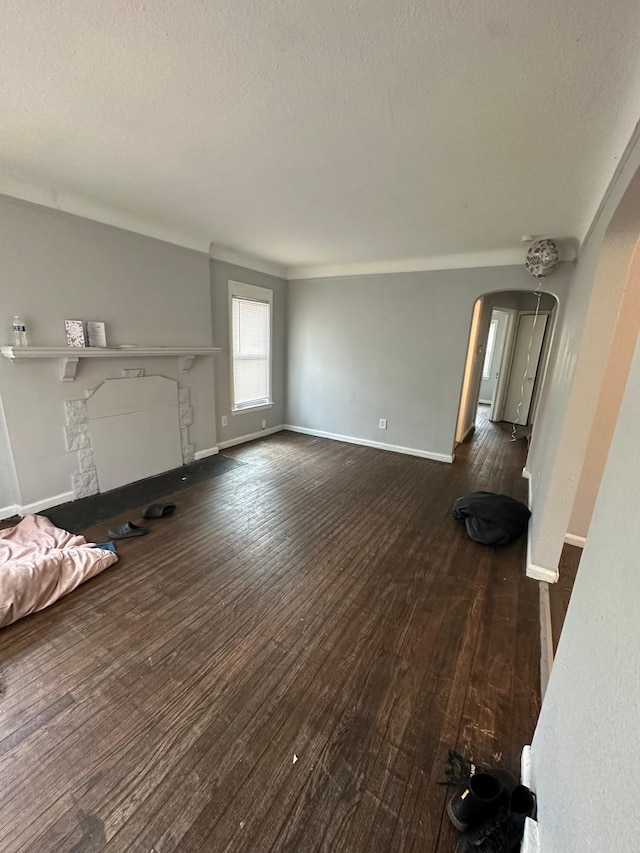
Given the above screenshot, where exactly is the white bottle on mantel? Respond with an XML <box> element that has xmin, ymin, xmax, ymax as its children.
<box><xmin>12</xmin><ymin>316</ymin><xmax>28</xmax><ymax>346</ymax></box>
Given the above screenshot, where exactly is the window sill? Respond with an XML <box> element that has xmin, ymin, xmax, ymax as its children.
<box><xmin>231</xmin><ymin>402</ymin><xmax>275</xmax><ymax>416</ymax></box>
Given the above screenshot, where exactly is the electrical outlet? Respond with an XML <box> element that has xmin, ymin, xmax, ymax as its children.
<box><xmin>221</xmin><ymin>415</ymin><xmax>228</xmax><ymax>427</ymax></box>
<box><xmin>379</xmin><ymin>418</ymin><xmax>387</xmax><ymax>430</ymax></box>
<box><xmin>261</xmin><ymin>418</ymin><xmax>267</xmax><ymax>429</ymax></box>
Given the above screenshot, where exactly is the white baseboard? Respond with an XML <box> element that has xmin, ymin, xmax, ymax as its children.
<box><xmin>284</xmin><ymin>425</ymin><xmax>454</xmax><ymax>464</ymax></box>
<box><xmin>526</xmin><ymin>525</ymin><xmax>559</xmax><ymax>583</ymax></box>
<box><xmin>526</xmin><ymin>562</ymin><xmax>559</xmax><ymax>583</ymax></box>
<box><xmin>194</xmin><ymin>447</ymin><xmax>220</xmax><ymax>461</ymax></box>
<box><xmin>524</xmin><ymin>470</ymin><xmax>558</xmax><ymax>582</ymax></box>
<box><xmin>20</xmin><ymin>491</ymin><xmax>76</xmax><ymax>516</ymax></box>
<box><xmin>564</xmin><ymin>532</ymin><xmax>586</xmax><ymax>548</ymax></box>
<box><xmin>0</xmin><ymin>490</ymin><xmax>77</xmax><ymax>520</ymax></box>
<box><xmin>218</xmin><ymin>424</ymin><xmax>284</xmax><ymax>450</ymax></box>
<box><xmin>520</xmin><ymin>745</ymin><xmax>532</xmax><ymax>788</ymax></box>
<box><xmin>524</xmin><ymin>469</ymin><xmax>533</xmax><ymax>510</ymax></box>
<box><xmin>539</xmin><ymin>582</ymin><xmax>554</xmax><ymax>698</ymax></box>
<box><xmin>0</xmin><ymin>504</ymin><xmax>19</xmax><ymax>520</ymax></box>
<box><xmin>521</xmin><ymin>818</ymin><xmax>540</xmax><ymax>853</ymax></box>
<box><xmin>520</xmin><ymin>748</ymin><xmax>540</xmax><ymax>852</ymax></box>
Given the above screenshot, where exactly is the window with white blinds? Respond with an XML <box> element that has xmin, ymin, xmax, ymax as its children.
<box><xmin>229</xmin><ymin>281</ymin><xmax>272</xmax><ymax>410</ymax></box>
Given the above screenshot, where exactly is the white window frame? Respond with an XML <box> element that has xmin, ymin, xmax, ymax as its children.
<box><xmin>228</xmin><ymin>280</ymin><xmax>274</xmax><ymax>413</ymax></box>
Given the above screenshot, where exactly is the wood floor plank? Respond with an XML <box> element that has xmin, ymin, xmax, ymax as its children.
<box><xmin>0</xmin><ymin>419</ymin><xmax>540</xmax><ymax>852</ymax></box>
<box><xmin>550</xmin><ymin>544</ymin><xmax>581</xmax><ymax>653</ymax></box>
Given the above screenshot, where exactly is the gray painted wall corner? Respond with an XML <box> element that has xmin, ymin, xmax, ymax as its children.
<box><xmin>285</xmin><ymin>265</ymin><xmax>572</xmax><ymax>461</ymax></box>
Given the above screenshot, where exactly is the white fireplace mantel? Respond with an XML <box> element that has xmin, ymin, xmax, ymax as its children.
<box><xmin>1</xmin><ymin>345</ymin><xmax>221</xmax><ymax>381</ymax></box>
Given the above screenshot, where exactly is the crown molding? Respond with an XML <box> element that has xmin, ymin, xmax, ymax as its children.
<box><xmin>287</xmin><ymin>237</ymin><xmax>579</xmax><ymax>280</ymax></box>
<box><xmin>0</xmin><ymin>181</ymin><xmax>210</xmax><ymax>253</ymax></box>
<box><xmin>210</xmin><ymin>244</ymin><xmax>287</xmax><ymax>279</ymax></box>
<box><xmin>1</xmin><ymin>176</ymin><xmax>585</xmax><ymax>282</ymax></box>
<box><xmin>286</xmin><ymin>247</ymin><xmax>572</xmax><ymax>281</ymax></box>
<box><xmin>580</xmin><ymin>117</ymin><xmax>640</xmax><ymax>250</ymax></box>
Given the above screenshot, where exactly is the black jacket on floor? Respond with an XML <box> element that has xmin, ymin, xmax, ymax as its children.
<box><xmin>453</xmin><ymin>491</ymin><xmax>531</xmax><ymax>546</ymax></box>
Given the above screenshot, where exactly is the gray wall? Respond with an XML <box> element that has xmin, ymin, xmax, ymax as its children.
<box><xmin>0</xmin><ymin>194</ymin><xmax>216</xmax><ymax>509</ymax></box>
<box><xmin>532</xmin><ymin>328</ymin><xmax>640</xmax><ymax>851</ymax></box>
<box><xmin>0</xmin><ymin>395</ymin><xmax>18</xmax><ymax>509</ymax></box>
<box><xmin>568</xmin><ymin>243</ymin><xmax>640</xmax><ymax>539</ymax></box>
<box><xmin>286</xmin><ymin>268</ymin><xmax>571</xmax><ymax>459</ymax></box>
<box><xmin>526</xmin><ymin>233</ymin><xmax>609</xmax><ymax>566</ymax></box>
<box><xmin>526</xmin><ymin>143</ymin><xmax>640</xmax><ymax>571</ymax></box>
<box><xmin>210</xmin><ymin>259</ymin><xmax>287</xmax><ymax>442</ymax></box>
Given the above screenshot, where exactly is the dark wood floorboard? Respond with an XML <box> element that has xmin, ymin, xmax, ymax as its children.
<box><xmin>550</xmin><ymin>544</ymin><xmax>581</xmax><ymax>654</ymax></box>
<box><xmin>0</xmin><ymin>419</ymin><xmax>539</xmax><ymax>853</ymax></box>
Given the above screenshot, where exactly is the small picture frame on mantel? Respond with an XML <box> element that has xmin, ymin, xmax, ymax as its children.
<box><xmin>65</xmin><ymin>319</ymin><xmax>87</xmax><ymax>348</ymax></box>
<box><xmin>87</xmin><ymin>321</ymin><xmax>107</xmax><ymax>348</ymax></box>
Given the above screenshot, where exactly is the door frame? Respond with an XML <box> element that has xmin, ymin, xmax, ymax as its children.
<box><xmin>489</xmin><ymin>308</ymin><xmax>518</xmax><ymax>421</ymax></box>
<box><xmin>479</xmin><ymin>309</ymin><xmax>510</xmax><ymax>406</ymax></box>
<box><xmin>495</xmin><ymin>309</ymin><xmax>552</xmax><ymax>425</ymax></box>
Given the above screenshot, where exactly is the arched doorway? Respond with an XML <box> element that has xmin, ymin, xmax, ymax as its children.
<box><xmin>454</xmin><ymin>289</ymin><xmax>559</xmax><ymax>454</ymax></box>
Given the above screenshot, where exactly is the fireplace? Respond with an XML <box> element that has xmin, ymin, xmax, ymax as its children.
<box><xmin>65</xmin><ymin>374</ymin><xmax>196</xmax><ymax>498</ymax></box>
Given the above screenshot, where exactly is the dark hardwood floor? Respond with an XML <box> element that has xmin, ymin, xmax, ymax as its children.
<box><xmin>0</xmin><ymin>421</ymin><xmax>539</xmax><ymax>852</ymax></box>
<box><xmin>550</xmin><ymin>544</ymin><xmax>582</xmax><ymax>654</ymax></box>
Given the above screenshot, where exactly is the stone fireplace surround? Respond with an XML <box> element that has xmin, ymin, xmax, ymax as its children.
<box><xmin>0</xmin><ymin>347</ymin><xmax>219</xmax><ymax>517</ymax></box>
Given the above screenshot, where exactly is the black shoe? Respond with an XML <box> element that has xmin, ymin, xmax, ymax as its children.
<box><xmin>484</xmin><ymin>768</ymin><xmax>517</xmax><ymax>798</ymax></box>
<box><xmin>446</xmin><ymin>772</ymin><xmax>507</xmax><ymax>833</ymax></box>
<box><xmin>455</xmin><ymin>785</ymin><xmax>536</xmax><ymax>852</ymax></box>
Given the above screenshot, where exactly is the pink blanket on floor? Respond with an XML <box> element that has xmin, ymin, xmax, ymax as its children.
<box><xmin>0</xmin><ymin>514</ymin><xmax>118</xmax><ymax>628</ymax></box>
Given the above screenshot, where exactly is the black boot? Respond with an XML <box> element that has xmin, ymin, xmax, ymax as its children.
<box><xmin>455</xmin><ymin>784</ymin><xmax>536</xmax><ymax>852</ymax></box>
<box><xmin>446</xmin><ymin>772</ymin><xmax>507</xmax><ymax>832</ymax></box>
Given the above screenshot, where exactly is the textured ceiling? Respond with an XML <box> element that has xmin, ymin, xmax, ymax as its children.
<box><xmin>2</xmin><ymin>0</ymin><xmax>640</xmax><ymax>274</ymax></box>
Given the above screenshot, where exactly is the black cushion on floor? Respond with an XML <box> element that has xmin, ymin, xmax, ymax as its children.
<box><xmin>452</xmin><ymin>491</ymin><xmax>531</xmax><ymax>546</ymax></box>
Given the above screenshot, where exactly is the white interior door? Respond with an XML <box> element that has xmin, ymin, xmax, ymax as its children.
<box><xmin>479</xmin><ymin>310</ymin><xmax>509</xmax><ymax>404</ymax></box>
<box><xmin>502</xmin><ymin>313</ymin><xmax>549</xmax><ymax>425</ymax></box>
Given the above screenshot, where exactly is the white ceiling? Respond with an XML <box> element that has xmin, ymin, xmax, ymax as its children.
<box><xmin>2</xmin><ymin>0</ymin><xmax>640</xmax><ymax>277</ymax></box>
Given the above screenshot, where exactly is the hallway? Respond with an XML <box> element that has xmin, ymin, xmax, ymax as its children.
<box><xmin>464</xmin><ymin>402</ymin><xmax>530</xmax><ymax>470</ymax></box>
